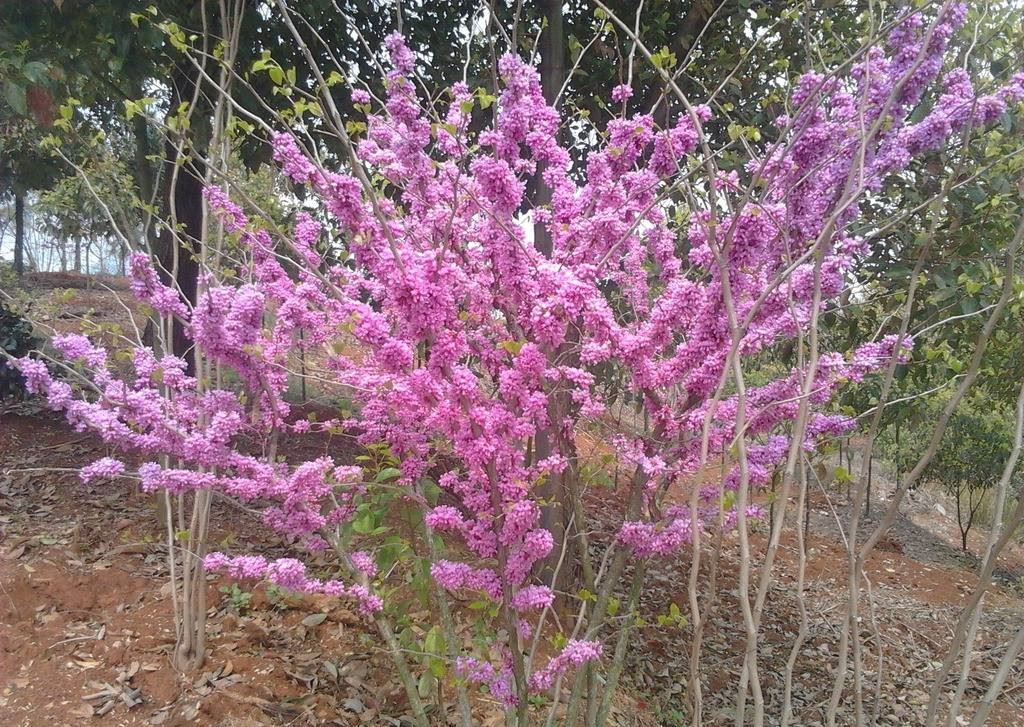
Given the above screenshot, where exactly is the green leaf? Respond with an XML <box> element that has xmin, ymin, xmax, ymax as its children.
<box><xmin>345</xmin><ymin>120</ymin><xmax>367</xmax><ymax>136</ymax></box>
<box><xmin>475</xmin><ymin>88</ymin><xmax>496</xmax><ymax>110</ymax></box>
<box><xmin>422</xmin><ymin>478</ymin><xmax>441</xmax><ymax>506</ymax></box>
<box><xmin>424</xmin><ymin>626</ymin><xmax>445</xmax><ymax>656</ymax></box>
<box><xmin>417</xmin><ymin>671</ymin><xmax>435</xmax><ymax>697</ymax></box>
<box><xmin>22</xmin><ymin>61</ymin><xmax>48</xmax><ymax>84</ymax></box>
<box><xmin>4</xmin><ymin>81</ymin><xmax>27</xmax><ymax>116</ymax></box>
<box><xmin>651</xmin><ymin>46</ymin><xmax>677</xmax><ymax>70</ymax></box>
<box><xmin>499</xmin><ymin>340</ymin><xmax>524</xmax><ymax>355</ymax></box>
<box><xmin>352</xmin><ymin>513</ymin><xmax>376</xmax><ymax>534</ymax></box>
<box><xmin>429</xmin><ymin>657</ymin><xmax>447</xmax><ymax>678</ymax></box>
<box><xmin>567</xmin><ymin>35</ymin><xmax>583</xmax><ymax>64</ymax></box>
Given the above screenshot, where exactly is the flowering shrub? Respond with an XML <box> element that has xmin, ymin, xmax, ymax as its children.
<box><xmin>16</xmin><ymin>2</ymin><xmax>1024</xmax><ymax>720</ymax></box>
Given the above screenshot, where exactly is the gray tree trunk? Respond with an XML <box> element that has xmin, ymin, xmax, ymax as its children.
<box><xmin>13</xmin><ymin>192</ymin><xmax>25</xmax><ymax>275</ymax></box>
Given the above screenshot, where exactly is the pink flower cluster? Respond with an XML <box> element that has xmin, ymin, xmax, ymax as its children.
<box><xmin>203</xmin><ymin>553</ymin><xmax>383</xmax><ymax>615</ymax></box>
<box><xmin>79</xmin><ymin>457</ymin><xmax>126</xmax><ymax>484</ymax></box>
<box><xmin>528</xmin><ymin>639</ymin><xmax>604</xmax><ymax>692</ymax></box>
<box><xmin>453</xmin><ymin>638</ymin><xmax>602</xmax><ymax>706</ymax></box>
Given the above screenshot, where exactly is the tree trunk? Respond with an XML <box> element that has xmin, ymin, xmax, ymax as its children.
<box><xmin>129</xmin><ymin>76</ymin><xmax>161</xmax><ymax>255</ymax></box>
<box><xmin>894</xmin><ymin>419</ymin><xmax>901</xmax><ymax>485</ymax></box>
<box><xmin>533</xmin><ymin>0</ymin><xmax>579</xmax><ymax>594</ymax></box>
<box><xmin>150</xmin><ymin>60</ymin><xmax>208</xmax><ymax>372</ymax></box>
<box><xmin>13</xmin><ymin>192</ymin><xmax>25</xmax><ymax>275</ymax></box>
<box><xmin>956</xmin><ymin>488</ymin><xmax>967</xmax><ymax>551</ymax></box>
<box><xmin>155</xmin><ymin>156</ymin><xmax>203</xmax><ymax>367</ymax></box>
<box><xmin>147</xmin><ymin>6</ymin><xmax>211</xmax><ymax>666</ymax></box>
<box><xmin>132</xmin><ymin>95</ymin><xmax>156</xmax><ymax>215</ymax></box>
<box><xmin>532</xmin><ymin>0</ymin><xmax>565</xmax><ymax>257</ymax></box>
<box><xmin>865</xmin><ymin>456</ymin><xmax>873</xmax><ymax>516</ymax></box>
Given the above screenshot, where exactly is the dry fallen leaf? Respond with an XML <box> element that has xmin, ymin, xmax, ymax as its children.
<box><xmin>3</xmin><ymin>544</ymin><xmax>26</xmax><ymax>560</ymax></box>
<box><xmin>302</xmin><ymin>612</ymin><xmax>328</xmax><ymax>627</ymax></box>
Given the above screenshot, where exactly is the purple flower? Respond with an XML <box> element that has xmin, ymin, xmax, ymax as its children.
<box><xmin>350</xmin><ymin>551</ymin><xmax>378</xmax><ymax>578</ymax></box>
<box><xmin>79</xmin><ymin>457</ymin><xmax>126</xmax><ymax>484</ymax></box>
<box><xmin>611</xmin><ymin>84</ymin><xmax>633</xmax><ymax>103</ymax></box>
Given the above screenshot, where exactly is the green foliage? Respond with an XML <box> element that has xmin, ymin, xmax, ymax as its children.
<box><xmin>415</xmin><ymin>625</ymin><xmax>447</xmax><ymax>697</ymax></box>
<box><xmin>0</xmin><ymin>301</ymin><xmax>40</xmax><ymax>401</ymax></box>
<box><xmin>828</xmin><ymin>3</ymin><xmax>1024</xmax><ymax>441</ymax></box>
<box><xmin>881</xmin><ymin>392</ymin><xmax>1012</xmax><ymax>493</ymax></box>
<box><xmin>879</xmin><ymin>392</ymin><xmax>1017</xmax><ymax>548</ymax></box>
<box><xmin>265</xmin><ymin>584</ymin><xmax>295</xmax><ymax>611</ymax></box>
<box><xmin>34</xmin><ymin>152</ymin><xmax>137</xmax><ymax>270</ymax></box>
<box><xmin>656</xmin><ymin>706</ymin><xmax>689</xmax><ymax>727</ymax></box>
<box><xmin>218</xmin><ymin>583</ymin><xmax>253</xmax><ymax>615</ymax></box>
<box><xmin>344</xmin><ymin>443</ymin><xmax>442</xmax><ymax>617</ymax></box>
<box><xmin>656</xmin><ymin>602</ymin><xmax>688</xmax><ymax>629</ymax></box>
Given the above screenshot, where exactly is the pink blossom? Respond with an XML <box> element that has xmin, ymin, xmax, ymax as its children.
<box><xmin>529</xmin><ymin>640</ymin><xmax>604</xmax><ymax>691</ymax></box>
<box><xmin>511</xmin><ymin>585</ymin><xmax>554</xmax><ymax>612</ymax></box>
<box><xmin>350</xmin><ymin>551</ymin><xmax>378</xmax><ymax>578</ymax></box>
<box><xmin>128</xmin><ymin>253</ymin><xmax>189</xmax><ymax>318</ymax></box>
<box><xmin>79</xmin><ymin>457</ymin><xmax>126</xmax><ymax>484</ymax></box>
<box><xmin>610</xmin><ymin>84</ymin><xmax>633</xmax><ymax>103</ymax></box>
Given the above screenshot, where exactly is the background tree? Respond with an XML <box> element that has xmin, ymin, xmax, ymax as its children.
<box><xmin>880</xmin><ymin>391</ymin><xmax>1018</xmax><ymax>551</ymax></box>
<box><xmin>34</xmin><ymin>153</ymin><xmax>137</xmax><ymax>274</ymax></box>
<box><xmin>0</xmin><ymin>44</ymin><xmax>64</xmax><ymax>275</ymax></box>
